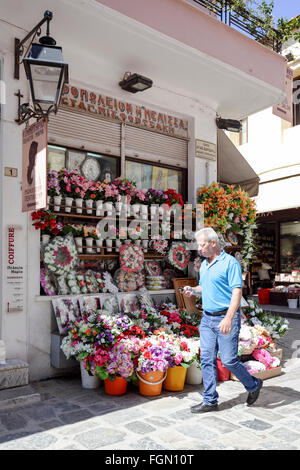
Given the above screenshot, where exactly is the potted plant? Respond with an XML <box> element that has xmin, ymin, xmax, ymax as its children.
<box><xmin>135</xmin><ymin>336</ymin><xmax>169</xmax><ymax>396</ymax></box>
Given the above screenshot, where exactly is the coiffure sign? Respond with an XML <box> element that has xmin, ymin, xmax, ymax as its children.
<box><xmin>60</xmin><ymin>84</ymin><xmax>188</xmax><ymax>138</ymax></box>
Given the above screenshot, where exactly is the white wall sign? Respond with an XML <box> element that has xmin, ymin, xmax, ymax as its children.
<box><xmin>195</xmin><ymin>139</ymin><xmax>216</xmax><ymax>160</ymax></box>
<box><xmin>6</xmin><ymin>225</ymin><xmax>24</xmax><ymax>313</ymax></box>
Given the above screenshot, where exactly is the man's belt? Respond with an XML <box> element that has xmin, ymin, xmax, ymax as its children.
<box><xmin>204</xmin><ymin>309</ymin><xmax>228</xmax><ymax>316</ymax></box>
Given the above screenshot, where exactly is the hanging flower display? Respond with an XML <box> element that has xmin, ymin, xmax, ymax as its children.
<box><xmin>43</xmin><ymin>234</ymin><xmax>79</xmax><ymax>276</ymax></box>
<box><xmin>168</xmin><ymin>243</ymin><xmax>190</xmax><ymax>271</ymax></box>
<box><xmin>119</xmin><ymin>244</ymin><xmax>144</xmax><ymax>273</ymax></box>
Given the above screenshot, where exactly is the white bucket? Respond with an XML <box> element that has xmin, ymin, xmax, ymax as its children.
<box><xmin>80</xmin><ymin>361</ymin><xmax>101</xmax><ymax>389</ymax></box>
<box><xmin>288</xmin><ymin>298</ymin><xmax>298</xmax><ymax>309</ymax></box>
<box><xmin>185</xmin><ymin>361</ymin><xmax>202</xmax><ymax>385</ymax></box>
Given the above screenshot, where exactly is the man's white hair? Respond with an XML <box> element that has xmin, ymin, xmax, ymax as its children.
<box><xmin>194</xmin><ymin>227</ymin><xmax>220</xmax><ymax>245</ymax></box>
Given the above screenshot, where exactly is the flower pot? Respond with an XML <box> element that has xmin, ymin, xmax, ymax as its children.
<box><xmin>115</xmin><ymin>202</ymin><xmax>122</xmax><ymax>216</ymax></box>
<box><xmin>80</xmin><ymin>361</ymin><xmax>101</xmax><ymax>389</ymax></box>
<box><xmin>140</xmin><ymin>205</ymin><xmax>148</xmax><ymax>220</ymax></box>
<box><xmin>137</xmin><ymin>370</ymin><xmax>167</xmax><ymax>397</ymax></box>
<box><xmin>75</xmin><ymin>198</ymin><xmax>83</xmax><ymax>214</ymax></box>
<box><xmin>163</xmin><ymin>366</ymin><xmax>187</xmax><ymax>391</ymax></box>
<box><xmin>132</xmin><ymin>204</ymin><xmax>140</xmax><ymax>217</ymax></box>
<box><xmin>105</xmin><ymin>201</ymin><xmax>113</xmax><ymax>216</ymax></box>
<box><xmin>53</xmin><ymin>195</ymin><xmax>62</xmax><ymax>212</ymax></box>
<box><xmin>85</xmin><ymin>237</ymin><xmax>94</xmax><ymax>253</ymax></box>
<box><xmin>185</xmin><ymin>361</ymin><xmax>202</xmax><ymax>385</ymax></box>
<box><xmin>96</xmin><ymin>238</ymin><xmax>103</xmax><ymax>253</ymax></box>
<box><xmin>288</xmin><ymin>298</ymin><xmax>298</xmax><ymax>309</ymax></box>
<box><xmin>85</xmin><ymin>199</ymin><xmax>94</xmax><ymax>214</ymax></box>
<box><xmin>142</xmin><ymin>239</ymin><xmax>148</xmax><ymax>252</ymax></box>
<box><xmin>106</xmin><ymin>239</ymin><xmax>113</xmax><ymax>252</ymax></box>
<box><xmin>104</xmin><ymin>376</ymin><xmax>127</xmax><ymax>396</ymax></box>
<box><xmin>96</xmin><ymin>200</ymin><xmax>103</xmax><ymax>216</ymax></box>
<box><xmin>46</xmin><ymin>195</ymin><xmax>51</xmax><ymax>210</ymax></box>
<box><xmin>217</xmin><ymin>358</ymin><xmax>230</xmax><ymax>381</ymax></box>
<box><xmin>150</xmin><ymin>206</ymin><xmax>157</xmax><ymax>217</ymax></box>
<box><xmin>41</xmin><ymin>234</ymin><xmax>50</xmax><ymax>245</ymax></box>
<box><xmin>64</xmin><ymin>196</ymin><xmax>73</xmax><ymax>213</ymax></box>
<box><xmin>75</xmin><ymin>237</ymin><xmax>83</xmax><ymax>253</ymax></box>
<box><xmin>115</xmin><ymin>239</ymin><xmax>121</xmax><ymax>252</ymax></box>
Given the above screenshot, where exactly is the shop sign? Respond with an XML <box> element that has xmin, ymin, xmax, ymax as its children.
<box><xmin>22</xmin><ymin>119</ymin><xmax>48</xmax><ymax>212</ymax></box>
<box><xmin>272</xmin><ymin>66</ymin><xmax>293</xmax><ymax>124</ymax></box>
<box><xmin>6</xmin><ymin>225</ymin><xmax>24</xmax><ymax>313</ymax></box>
<box><xmin>195</xmin><ymin>139</ymin><xmax>216</xmax><ymax>161</ymax></box>
<box><xmin>60</xmin><ymin>84</ymin><xmax>188</xmax><ymax>138</ymax></box>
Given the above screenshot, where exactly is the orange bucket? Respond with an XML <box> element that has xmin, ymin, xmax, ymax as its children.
<box><xmin>163</xmin><ymin>366</ymin><xmax>187</xmax><ymax>391</ymax></box>
<box><xmin>137</xmin><ymin>370</ymin><xmax>166</xmax><ymax>396</ymax></box>
<box><xmin>104</xmin><ymin>376</ymin><xmax>127</xmax><ymax>396</ymax></box>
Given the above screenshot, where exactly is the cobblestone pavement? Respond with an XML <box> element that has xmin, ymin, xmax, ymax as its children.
<box><xmin>1</xmin><ymin>357</ymin><xmax>300</xmax><ymax>451</ymax></box>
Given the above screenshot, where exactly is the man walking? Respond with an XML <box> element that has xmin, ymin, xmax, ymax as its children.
<box><xmin>183</xmin><ymin>227</ymin><xmax>262</xmax><ymax>413</ymax></box>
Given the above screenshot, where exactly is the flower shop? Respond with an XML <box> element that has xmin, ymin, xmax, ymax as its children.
<box><xmin>32</xmin><ymin>172</ymin><xmax>287</xmax><ymax>395</ymax></box>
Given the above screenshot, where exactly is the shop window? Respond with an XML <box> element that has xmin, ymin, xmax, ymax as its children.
<box><xmin>280</xmin><ymin>221</ymin><xmax>300</xmax><ymax>272</ymax></box>
<box><xmin>125</xmin><ymin>159</ymin><xmax>184</xmax><ymax>195</ymax></box>
<box><xmin>47</xmin><ymin>145</ymin><xmax>119</xmax><ymax>182</ymax></box>
<box><xmin>293</xmin><ymin>79</ymin><xmax>300</xmax><ymax>127</ymax></box>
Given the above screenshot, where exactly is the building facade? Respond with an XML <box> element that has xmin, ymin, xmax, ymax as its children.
<box><xmin>0</xmin><ymin>0</ymin><xmax>287</xmax><ymax>379</ymax></box>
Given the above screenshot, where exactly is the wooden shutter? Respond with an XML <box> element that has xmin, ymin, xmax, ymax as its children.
<box><xmin>48</xmin><ymin>106</ymin><xmax>121</xmax><ymax>156</ymax></box>
<box><xmin>125</xmin><ymin>125</ymin><xmax>188</xmax><ymax>168</ymax></box>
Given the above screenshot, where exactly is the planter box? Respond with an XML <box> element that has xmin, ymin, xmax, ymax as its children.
<box><xmin>0</xmin><ymin>359</ymin><xmax>29</xmax><ymax>390</ymax></box>
<box><xmin>230</xmin><ymin>366</ymin><xmax>281</xmax><ymax>382</ymax></box>
<box><xmin>269</xmin><ymin>348</ymin><xmax>282</xmax><ymax>361</ymax></box>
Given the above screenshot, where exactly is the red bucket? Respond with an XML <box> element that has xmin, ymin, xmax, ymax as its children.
<box><xmin>217</xmin><ymin>358</ymin><xmax>230</xmax><ymax>381</ymax></box>
<box><xmin>258</xmin><ymin>288</ymin><xmax>271</xmax><ymax>305</ymax></box>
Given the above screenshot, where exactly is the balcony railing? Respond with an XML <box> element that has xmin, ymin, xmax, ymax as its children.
<box><xmin>192</xmin><ymin>0</ymin><xmax>282</xmax><ymax>53</ymax></box>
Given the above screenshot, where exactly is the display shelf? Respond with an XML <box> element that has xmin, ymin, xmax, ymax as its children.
<box><xmin>36</xmin><ymin>289</ymin><xmax>175</xmax><ymax>302</ymax></box>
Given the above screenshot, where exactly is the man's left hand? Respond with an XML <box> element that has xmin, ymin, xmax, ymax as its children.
<box><xmin>218</xmin><ymin>317</ymin><xmax>233</xmax><ymax>335</ymax></box>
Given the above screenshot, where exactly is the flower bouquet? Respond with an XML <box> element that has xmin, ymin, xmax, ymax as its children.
<box><xmin>243</xmin><ymin>300</ymin><xmax>289</xmax><ymax>340</ymax></box>
<box><xmin>31</xmin><ymin>210</ymin><xmax>62</xmax><ymax>236</ymax></box>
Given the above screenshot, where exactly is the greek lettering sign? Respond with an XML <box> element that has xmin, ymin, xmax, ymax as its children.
<box><xmin>272</xmin><ymin>66</ymin><xmax>293</xmax><ymax>124</ymax></box>
<box><xmin>22</xmin><ymin>119</ymin><xmax>48</xmax><ymax>212</ymax></box>
<box><xmin>60</xmin><ymin>84</ymin><xmax>188</xmax><ymax>138</ymax></box>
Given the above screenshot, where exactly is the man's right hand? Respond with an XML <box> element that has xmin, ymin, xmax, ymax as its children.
<box><xmin>182</xmin><ymin>286</ymin><xmax>194</xmax><ymax>297</ymax></box>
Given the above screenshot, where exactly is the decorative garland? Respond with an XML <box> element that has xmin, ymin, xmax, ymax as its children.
<box><xmin>119</xmin><ymin>244</ymin><xmax>144</xmax><ymax>273</ymax></box>
<box><xmin>168</xmin><ymin>243</ymin><xmax>190</xmax><ymax>271</ymax></box>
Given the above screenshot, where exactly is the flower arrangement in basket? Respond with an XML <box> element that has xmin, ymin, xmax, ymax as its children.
<box><xmin>243</xmin><ymin>300</ymin><xmax>289</xmax><ymax>340</ymax></box>
<box><xmin>197</xmin><ymin>182</ymin><xmax>257</xmax><ymax>268</ymax></box>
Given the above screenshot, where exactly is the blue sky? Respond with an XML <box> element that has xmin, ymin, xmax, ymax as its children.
<box><xmin>272</xmin><ymin>0</ymin><xmax>300</xmax><ymax>23</ymax></box>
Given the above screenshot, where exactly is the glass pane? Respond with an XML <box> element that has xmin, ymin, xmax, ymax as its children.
<box><xmin>280</xmin><ymin>221</ymin><xmax>300</xmax><ymax>272</ymax></box>
<box><xmin>86</xmin><ymin>153</ymin><xmax>118</xmax><ymax>182</ymax></box>
<box><xmin>47</xmin><ymin>145</ymin><xmax>66</xmax><ymax>171</ymax></box>
<box><xmin>126</xmin><ymin>160</ymin><xmax>182</xmax><ymax>193</ymax></box>
<box><xmin>31</xmin><ymin>65</ymin><xmax>61</xmax><ymax>103</ymax></box>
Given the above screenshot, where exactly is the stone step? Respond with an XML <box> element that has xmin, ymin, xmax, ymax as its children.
<box><xmin>0</xmin><ymin>385</ymin><xmax>41</xmax><ymax>410</ymax></box>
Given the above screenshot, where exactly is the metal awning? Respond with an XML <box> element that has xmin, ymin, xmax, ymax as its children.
<box><xmin>217</xmin><ymin>129</ymin><xmax>260</xmax><ymax>197</ymax></box>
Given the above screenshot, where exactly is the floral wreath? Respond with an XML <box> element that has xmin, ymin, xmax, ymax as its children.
<box><xmin>43</xmin><ymin>235</ymin><xmax>78</xmax><ymax>276</ymax></box>
<box><xmin>144</xmin><ymin>260</ymin><xmax>161</xmax><ymax>276</ymax></box>
<box><xmin>119</xmin><ymin>243</ymin><xmax>144</xmax><ymax>273</ymax></box>
<box><xmin>40</xmin><ymin>267</ymin><xmax>57</xmax><ymax>296</ymax></box>
<box><xmin>168</xmin><ymin>243</ymin><xmax>190</xmax><ymax>271</ymax></box>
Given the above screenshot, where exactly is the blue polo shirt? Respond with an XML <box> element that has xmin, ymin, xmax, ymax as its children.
<box><xmin>199</xmin><ymin>251</ymin><xmax>242</xmax><ymax>313</ymax></box>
